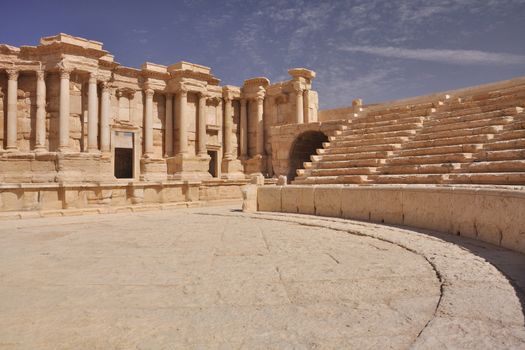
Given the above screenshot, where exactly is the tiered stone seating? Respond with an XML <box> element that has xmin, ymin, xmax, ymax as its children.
<box><xmin>294</xmin><ymin>102</ymin><xmax>440</xmax><ymax>184</ymax></box>
<box><xmin>294</xmin><ymin>81</ymin><xmax>525</xmax><ymax>185</ymax></box>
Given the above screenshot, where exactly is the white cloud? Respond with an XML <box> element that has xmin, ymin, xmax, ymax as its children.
<box><xmin>340</xmin><ymin>45</ymin><xmax>525</xmax><ymax>65</ymax></box>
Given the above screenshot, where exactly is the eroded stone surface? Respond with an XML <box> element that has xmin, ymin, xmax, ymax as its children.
<box><xmin>0</xmin><ymin>205</ymin><xmax>440</xmax><ymax>349</ymax></box>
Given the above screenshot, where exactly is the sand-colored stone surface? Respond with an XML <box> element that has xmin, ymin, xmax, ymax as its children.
<box><xmin>0</xmin><ymin>205</ymin><xmax>524</xmax><ymax>349</ymax></box>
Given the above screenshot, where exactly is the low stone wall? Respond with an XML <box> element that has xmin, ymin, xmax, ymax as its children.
<box><xmin>257</xmin><ymin>184</ymin><xmax>525</xmax><ymax>254</ymax></box>
<box><xmin>0</xmin><ymin>180</ymin><xmax>246</xmax><ymax>215</ymax></box>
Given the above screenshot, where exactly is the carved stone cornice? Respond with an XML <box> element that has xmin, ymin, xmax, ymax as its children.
<box><xmin>116</xmin><ymin>87</ymin><xmax>136</xmax><ymax>98</ymax></box>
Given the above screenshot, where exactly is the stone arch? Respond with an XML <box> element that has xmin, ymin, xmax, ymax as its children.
<box><xmin>288</xmin><ymin>131</ymin><xmax>328</xmax><ymax>182</ymax></box>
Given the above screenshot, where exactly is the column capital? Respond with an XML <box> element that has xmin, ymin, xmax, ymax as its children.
<box><xmin>144</xmin><ymin>88</ymin><xmax>154</xmax><ymax>98</ymax></box>
<box><xmin>88</xmin><ymin>72</ymin><xmax>97</xmax><ymax>84</ymax></box>
<box><xmin>6</xmin><ymin>69</ymin><xmax>19</xmax><ymax>81</ymax></box>
<box><xmin>199</xmin><ymin>91</ymin><xmax>211</xmax><ymax>99</ymax></box>
<box><xmin>36</xmin><ymin>69</ymin><xmax>45</xmax><ymax>81</ymax></box>
<box><xmin>100</xmin><ymin>81</ymin><xmax>110</xmax><ymax>91</ymax></box>
<box><xmin>59</xmin><ymin>68</ymin><xmax>72</xmax><ymax>79</ymax></box>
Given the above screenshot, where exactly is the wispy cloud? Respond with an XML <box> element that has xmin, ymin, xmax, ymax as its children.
<box><xmin>340</xmin><ymin>46</ymin><xmax>525</xmax><ymax>65</ymax></box>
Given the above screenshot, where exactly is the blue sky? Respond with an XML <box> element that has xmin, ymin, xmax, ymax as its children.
<box><xmin>1</xmin><ymin>0</ymin><xmax>524</xmax><ymax>108</ymax></box>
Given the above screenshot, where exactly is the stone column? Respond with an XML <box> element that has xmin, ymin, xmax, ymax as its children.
<box><xmin>6</xmin><ymin>69</ymin><xmax>19</xmax><ymax>151</ymax></box>
<box><xmin>197</xmin><ymin>92</ymin><xmax>207</xmax><ymax>157</ymax></box>
<box><xmin>240</xmin><ymin>99</ymin><xmax>248</xmax><ymax>158</ymax></box>
<box><xmin>87</xmin><ymin>72</ymin><xmax>98</xmax><ymax>152</ymax></box>
<box><xmin>303</xmin><ymin>89</ymin><xmax>310</xmax><ymax>123</ymax></box>
<box><xmin>164</xmin><ymin>93</ymin><xmax>173</xmax><ymax>157</ymax></box>
<box><xmin>223</xmin><ymin>97</ymin><xmax>233</xmax><ymax>159</ymax></box>
<box><xmin>143</xmin><ymin>87</ymin><xmax>154</xmax><ymax>156</ymax></box>
<box><xmin>34</xmin><ymin>70</ymin><xmax>47</xmax><ymax>152</ymax></box>
<box><xmin>100</xmin><ymin>82</ymin><xmax>110</xmax><ymax>153</ymax></box>
<box><xmin>58</xmin><ymin>68</ymin><xmax>71</xmax><ymax>152</ymax></box>
<box><xmin>256</xmin><ymin>96</ymin><xmax>264</xmax><ymax>156</ymax></box>
<box><xmin>295</xmin><ymin>88</ymin><xmax>304</xmax><ymax>124</ymax></box>
<box><xmin>177</xmin><ymin>89</ymin><xmax>188</xmax><ymax>154</ymax></box>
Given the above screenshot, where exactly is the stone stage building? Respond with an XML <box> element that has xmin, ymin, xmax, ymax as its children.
<box><xmin>0</xmin><ymin>34</ymin><xmax>317</xmax><ymax>211</ymax></box>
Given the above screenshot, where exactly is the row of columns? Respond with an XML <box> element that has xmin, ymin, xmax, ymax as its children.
<box><xmin>239</xmin><ymin>96</ymin><xmax>264</xmax><ymax>159</ymax></box>
<box><xmin>2</xmin><ymin>68</ymin><xmax>110</xmax><ymax>153</ymax></box>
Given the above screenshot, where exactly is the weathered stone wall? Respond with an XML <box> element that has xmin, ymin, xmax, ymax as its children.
<box><xmin>256</xmin><ymin>184</ymin><xmax>525</xmax><ymax>254</ymax></box>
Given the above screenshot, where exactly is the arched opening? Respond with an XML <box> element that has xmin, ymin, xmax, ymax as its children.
<box><xmin>288</xmin><ymin>131</ymin><xmax>328</xmax><ymax>182</ymax></box>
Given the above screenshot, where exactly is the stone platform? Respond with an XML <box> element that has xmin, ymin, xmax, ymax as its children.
<box><xmin>0</xmin><ymin>205</ymin><xmax>523</xmax><ymax>349</ymax></box>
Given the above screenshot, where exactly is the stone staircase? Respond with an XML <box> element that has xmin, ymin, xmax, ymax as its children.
<box><xmin>294</xmin><ymin>82</ymin><xmax>525</xmax><ymax>185</ymax></box>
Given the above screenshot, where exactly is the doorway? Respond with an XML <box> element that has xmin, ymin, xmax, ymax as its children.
<box><xmin>114</xmin><ymin>131</ymin><xmax>134</xmax><ymax>179</ymax></box>
<box><xmin>288</xmin><ymin>131</ymin><xmax>328</xmax><ymax>182</ymax></box>
<box><xmin>208</xmin><ymin>150</ymin><xmax>217</xmax><ymax>177</ymax></box>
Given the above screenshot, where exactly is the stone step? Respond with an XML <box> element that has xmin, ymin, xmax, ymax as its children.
<box><xmin>311</xmin><ymin>167</ymin><xmax>378</xmax><ymax>176</ymax></box>
<box><xmin>446</xmin><ymin>91</ymin><xmax>525</xmax><ymax>109</ymax></box>
<box><xmin>421</xmin><ymin>116</ymin><xmax>514</xmax><ymax>134</ymax></box>
<box><xmin>366</xmin><ymin>102</ymin><xmax>439</xmax><ymax>117</ymax></box>
<box><xmin>446</xmin><ymin>172</ymin><xmax>525</xmax><ymax>185</ymax></box>
<box><xmin>461</xmin><ymin>84</ymin><xmax>525</xmax><ymax>101</ymax></box>
<box><xmin>315</xmin><ymin>150</ymin><xmax>392</xmax><ymax>162</ymax></box>
<box><xmin>323</xmin><ymin>143</ymin><xmax>402</xmax><ymax>155</ymax></box>
<box><xmin>332</xmin><ymin>136</ymin><xmax>409</xmax><ymax>148</ymax></box>
<box><xmin>414</xmin><ymin>126</ymin><xmax>502</xmax><ymax>141</ymax></box>
<box><xmin>346</xmin><ymin>116</ymin><xmax>426</xmax><ymax>131</ymax></box>
<box><xmin>405</xmin><ymin>134</ymin><xmax>494</xmax><ymax>149</ymax></box>
<box><xmin>438</xmin><ymin>101</ymin><xmax>524</xmax><ymax>118</ymax></box>
<box><xmin>315</xmin><ymin>158</ymin><xmax>385</xmax><ymax>169</ymax></box>
<box><xmin>387</xmin><ymin>153</ymin><xmax>473</xmax><ymax>166</ymax></box>
<box><xmin>425</xmin><ymin>107</ymin><xmax>523</xmax><ymax>127</ymax></box>
<box><xmin>378</xmin><ymin>163</ymin><xmax>460</xmax><ymax>174</ymax></box>
<box><xmin>459</xmin><ymin>160</ymin><xmax>525</xmax><ymax>173</ymax></box>
<box><xmin>334</xmin><ymin>129</ymin><xmax>416</xmax><ymax>141</ymax></box>
<box><xmin>368</xmin><ymin>174</ymin><xmax>446</xmax><ymax>184</ymax></box>
<box><xmin>483</xmin><ymin>138</ymin><xmax>525</xmax><ymax>151</ymax></box>
<box><xmin>396</xmin><ymin>144</ymin><xmax>483</xmax><ymax>157</ymax></box>
<box><xmin>358</xmin><ymin>109</ymin><xmax>434</xmax><ymax>123</ymax></box>
<box><xmin>493</xmin><ymin>129</ymin><xmax>525</xmax><ymax>141</ymax></box>
<box><xmin>294</xmin><ymin>175</ymin><xmax>369</xmax><ymax>185</ymax></box>
<box><xmin>475</xmin><ymin>149</ymin><xmax>525</xmax><ymax>161</ymax></box>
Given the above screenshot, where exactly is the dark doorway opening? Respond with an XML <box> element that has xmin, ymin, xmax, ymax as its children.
<box><xmin>208</xmin><ymin>150</ymin><xmax>217</xmax><ymax>177</ymax></box>
<box><xmin>288</xmin><ymin>131</ymin><xmax>328</xmax><ymax>182</ymax></box>
<box><xmin>114</xmin><ymin>148</ymin><xmax>133</xmax><ymax>179</ymax></box>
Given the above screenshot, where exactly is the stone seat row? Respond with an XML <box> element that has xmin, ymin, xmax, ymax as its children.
<box><xmin>294</xmin><ymin>84</ymin><xmax>525</xmax><ymax>185</ymax></box>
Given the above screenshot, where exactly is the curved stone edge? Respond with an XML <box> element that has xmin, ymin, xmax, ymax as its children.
<box><xmin>254</xmin><ymin>185</ymin><xmax>525</xmax><ymax>254</ymax></box>
<box><xmin>206</xmin><ymin>210</ymin><xmax>525</xmax><ymax>349</ymax></box>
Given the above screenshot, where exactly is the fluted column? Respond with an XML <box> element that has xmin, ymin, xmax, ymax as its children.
<box><xmin>143</xmin><ymin>87</ymin><xmax>154</xmax><ymax>156</ymax></box>
<box><xmin>197</xmin><ymin>92</ymin><xmax>207</xmax><ymax>156</ymax></box>
<box><xmin>295</xmin><ymin>88</ymin><xmax>304</xmax><ymax>124</ymax></box>
<box><xmin>87</xmin><ymin>72</ymin><xmax>98</xmax><ymax>152</ymax></box>
<box><xmin>240</xmin><ymin>98</ymin><xmax>248</xmax><ymax>158</ymax></box>
<box><xmin>177</xmin><ymin>89</ymin><xmax>188</xmax><ymax>155</ymax></box>
<box><xmin>6</xmin><ymin>69</ymin><xmax>19</xmax><ymax>151</ymax></box>
<box><xmin>34</xmin><ymin>70</ymin><xmax>47</xmax><ymax>152</ymax></box>
<box><xmin>58</xmin><ymin>68</ymin><xmax>71</xmax><ymax>152</ymax></box>
<box><xmin>256</xmin><ymin>96</ymin><xmax>264</xmax><ymax>156</ymax></box>
<box><xmin>164</xmin><ymin>93</ymin><xmax>173</xmax><ymax>157</ymax></box>
<box><xmin>303</xmin><ymin>89</ymin><xmax>310</xmax><ymax>123</ymax></box>
<box><xmin>100</xmin><ymin>82</ymin><xmax>110</xmax><ymax>153</ymax></box>
<box><xmin>223</xmin><ymin>97</ymin><xmax>233</xmax><ymax>159</ymax></box>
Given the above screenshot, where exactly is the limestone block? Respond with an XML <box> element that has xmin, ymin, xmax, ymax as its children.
<box><xmin>251</xmin><ymin>174</ymin><xmax>264</xmax><ymax>185</ymax></box>
<box><xmin>22</xmin><ymin>191</ymin><xmax>40</xmax><ymax>210</ymax></box>
<box><xmin>39</xmin><ymin>190</ymin><xmax>62</xmax><ymax>210</ymax></box>
<box><xmin>402</xmin><ymin>189</ymin><xmax>454</xmax><ymax>234</ymax></box>
<box><xmin>282</xmin><ymin>186</ymin><xmax>315</xmax><ymax>215</ymax></box>
<box><xmin>162</xmin><ymin>186</ymin><xmax>185</xmax><ymax>203</ymax></box>
<box><xmin>241</xmin><ymin>184</ymin><xmax>257</xmax><ymax>212</ymax></box>
<box><xmin>314</xmin><ymin>186</ymin><xmax>342</xmax><ymax>217</ymax></box>
<box><xmin>130</xmin><ymin>187</ymin><xmax>144</xmax><ymax>205</ymax></box>
<box><xmin>144</xmin><ymin>187</ymin><xmax>161</xmax><ymax>204</ymax></box>
<box><xmin>183</xmin><ymin>183</ymin><xmax>200</xmax><ymax>202</ymax></box>
<box><xmin>218</xmin><ymin>185</ymin><xmax>243</xmax><ymax>200</ymax></box>
<box><xmin>110</xmin><ymin>188</ymin><xmax>128</xmax><ymax>206</ymax></box>
<box><xmin>1</xmin><ymin>191</ymin><xmax>23</xmax><ymax>211</ymax></box>
<box><xmin>257</xmin><ymin>186</ymin><xmax>282</xmax><ymax>212</ymax></box>
<box><xmin>341</xmin><ymin>187</ymin><xmax>403</xmax><ymax>225</ymax></box>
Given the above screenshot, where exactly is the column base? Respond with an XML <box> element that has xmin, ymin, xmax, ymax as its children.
<box><xmin>167</xmin><ymin>153</ymin><xmax>212</xmax><ymax>181</ymax></box>
<box><xmin>221</xmin><ymin>157</ymin><xmax>246</xmax><ymax>180</ymax></box>
<box><xmin>140</xmin><ymin>157</ymin><xmax>168</xmax><ymax>181</ymax></box>
<box><xmin>244</xmin><ymin>154</ymin><xmax>267</xmax><ymax>176</ymax></box>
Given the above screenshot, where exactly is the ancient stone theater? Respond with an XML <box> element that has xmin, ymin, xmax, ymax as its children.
<box><xmin>1</xmin><ymin>34</ymin><xmax>525</xmax><ymax>348</ymax></box>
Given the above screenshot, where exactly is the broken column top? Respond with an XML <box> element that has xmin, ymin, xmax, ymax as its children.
<box><xmin>167</xmin><ymin>61</ymin><xmax>211</xmax><ymax>75</ymax></box>
<box><xmin>288</xmin><ymin>68</ymin><xmax>316</xmax><ymax>80</ymax></box>
<box><xmin>40</xmin><ymin>33</ymin><xmax>103</xmax><ymax>51</ymax></box>
<box><xmin>243</xmin><ymin>77</ymin><xmax>270</xmax><ymax>87</ymax></box>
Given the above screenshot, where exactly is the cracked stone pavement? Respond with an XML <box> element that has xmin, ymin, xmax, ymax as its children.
<box><xmin>0</xmin><ymin>205</ymin><xmax>523</xmax><ymax>349</ymax></box>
